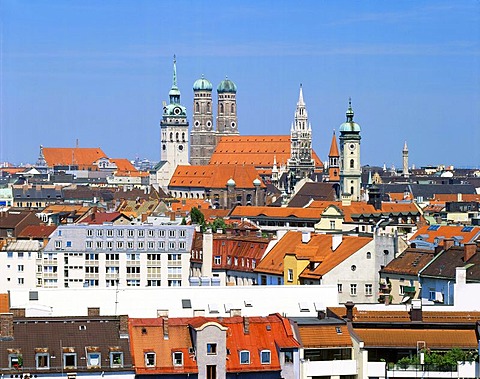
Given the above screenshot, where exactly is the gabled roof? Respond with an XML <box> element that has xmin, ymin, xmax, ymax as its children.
<box><xmin>80</xmin><ymin>211</ymin><xmax>130</xmax><ymax>225</ymax></box>
<box><xmin>255</xmin><ymin>231</ymin><xmax>372</xmax><ymax>277</ymax></box>
<box><xmin>169</xmin><ymin>164</ymin><xmax>265</xmax><ymax>189</ymax></box>
<box><xmin>287</xmin><ymin>182</ymin><xmax>337</xmax><ymax>207</ymax></box>
<box><xmin>410</xmin><ymin>225</ymin><xmax>480</xmax><ymax>245</ymax></box>
<box><xmin>229</xmin><ymin>206</ymin><xmax>322</xmax><ymax>221</ymax></box>
<box><xmin>116</xmin><ymin>199</ymin><xmax>162</xmax><ymax>218</ymax></box>
<box><xmin>17</xmin><ymin>224</ymin><xmax>57</xmax><ymax>239</ymax></box>
<box><xmin>42</xmin><ymin>147</ymin><xmax>108</xmax><ymax>169</ymax></box>
<box><xmin>380</xmin><ymin>248</ymin><xmax>436</xmax><ymax>276</ymax></box>
<box><xmin>209</xmin><ymin>135</ymin><xmax>323</xmax><ymax>168</ymax></box>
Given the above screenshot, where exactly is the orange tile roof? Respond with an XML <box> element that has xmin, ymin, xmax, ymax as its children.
<box><xmin>169</xmin><ymin>165</ymin><xmax>265</xmax><ymax>189</ymax></box>
<box><xmin>381</xmin><ymin>249</ymin><xmax>436</xmax><ymax>275</ymax></box>
<box><xmin>354</xmin><ymin>328</ymin><xmax>478</xmax><ymax>349</ymax></box>
<box><xmin>42</xmin><ymin>204</ymin><xmax>91</xmax><ymax>214</ymax></box>
<box><xmin>0</xmin><ymin>293</ymin><xmax>9</xmax><ymax>313</ymax></box>
<box><xmin>116</xmin><ymin>199</ymin><xmax>161</xmax><ymax>218</ymax></box>
<box><xmin>432</xmin><ymin>193</ymin><xmax>480</xmax><ymax>202</ymax></box>
<box><xmin>298</xmin><ymin>324</ymin><xmax>352</xmax><ymax>348</ymax></box>
<box><xmin>42</xmin><ymin>147</ymin><xmax>107</xmax><ymax>169</ymax></box>
<box><xmin>328</xmin><ymin>132</ymin><xmax>339</xmax><ymax>157</ymax></box>
<box><xmin>129</xmin><ymin>314</ymin><xmax>298</xmax><ymax>375</ymax></box>
<box><xmin>410</xmin><ymin>225</ymin><xmax>480</xmax><ymax>244</ymax></box>
<box><xmin>110</xmin><ymin>158</ymin><xmax>136</xmax><ymax>172</ymax></box>
<box><xmin>255</xmin><ymin>231</ymin><xmax>372</xmax><ymax>277</ymax></box>
<box><xmin>209</xmin><ymin>135</ymin><xmax>323</xmax><ymax>168</ymax></box>
<box><xmin>170</xmin><ymin>199</ymin><xmax>213</xmax><ymax>213</ymax></box>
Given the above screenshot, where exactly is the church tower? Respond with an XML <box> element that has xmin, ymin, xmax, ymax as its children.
<box><xmin>327</xmin><ymin>131</ymin><xmax>340</xmax><ymax>182</ymax></box>
<box><xmin>339</xmin><ymin>98</ymin><xmax>362</xmax><ymax>201</ymax></box>
<box><xmin>216</xmin><ymin>77</ymin><xmax>238</xmax><ymax>135</ymax></box>
<box><xmin>190</xmin><ymin>75</ymin><xmax>215</xmax><ymax>165</ymax></box>
<box><xmin>155</xmin><ymin>56</ymin><xmax>189</xmax><ymax>188</ymax></box>
<box><xmin>287</xmin><ymin>85</ymin><xmax>315</xmax><ymax>180</ymax></box>
<box><xmin>402</xmin><ymin>141</ymin><xmax>409</xmax><ymax>178</ymax></box>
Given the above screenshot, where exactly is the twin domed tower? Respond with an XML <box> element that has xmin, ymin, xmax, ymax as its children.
<box><xmin>190</xmin><ymin>75</ymin><xmax>239</xmax><ymax>165</ymax></box>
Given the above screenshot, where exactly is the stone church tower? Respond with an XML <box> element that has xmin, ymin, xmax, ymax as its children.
<box><xmin>216</xmin><ymin>77</ymin><xmax>238</xmax><ymax>135</ymax></box>
<box><xmin>190</xmin><ymin>75</ymin><xmax>216</xmax><ymax>165</ymax></box>
<box><xmin>339</xmin><ymin>99</ymin><xmax>362</xmax><ymax>201</ymax></box>
<box><xmin>327</xmin><ymin>131</ymin><xmax>340</xmax><ymax>182</ymax></box>
<box><xmin>287</xmin><ymin>85</ymin><xmax>315</xmax><ymax>181</ymax></box>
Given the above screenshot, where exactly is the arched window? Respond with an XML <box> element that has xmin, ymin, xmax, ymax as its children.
<box><xmin>195</xmin><ymin>102</ymin><xmax>199</xmax><ymax>113</ymax></box>
<box><xmin>231</xmin><ymin>104</ymin><xmax>235</xmax><ymax>113</ymax></box>
<box><xmin>182</xmin><ymin>132</ymin><xmax>185</xmax><ymax>142</ymax></box>
<box><xmin>220</xmin><ymin>103</ymin><xmax>224</xmax><ymax>114</ymax></box>
<box><xmin>350</xmin><ymin>159</ymin><xmax>354</xmax><ymax>168</ymax></box>
<box><xmin>170</xmin><ymin>132</ymin><xmax>173</xmax><ymax>141</ymax></box>
<box><xmin>176</xmin><ymin>132</ymin><xmax>179</xmax><ymax>141</ymax></box>
<box><xmin>366</xmin><ymin>252</ymin><xmax>371</xmax><ymax>259</ymax></box>
<box><xmin>207</xmin><ymin>103</ymin><xmax>210</xmax><ymax>113</ymax></box>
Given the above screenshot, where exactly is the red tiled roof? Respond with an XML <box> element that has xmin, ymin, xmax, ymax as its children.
<box><xmin>432</xmin><ymin>193</ymin><xmax>480</xmax><ymax>202</ymax></box>
<box><xmin>380</xmin><ymin>249</ymin><xmax>436</xmax><ymax>275</ymax></box>
<box><xmin>81</xmin><ymin>212</ymin><xmax>129</xmax><ymax>225</ymax></box>
<box><xmin>169</xmin><ymin>165</ymin><xmax>265</xmax><ymax>189</ymax></box>
<box><xmin>230</xmin><ymin>206</ymin><xmax>322</xmax><ymax>220</ymax></box>
<box><xmin>410</xmin><ymin>225</ymin><xmax>480</xmax><ymax>244</ymax></box>
<box><xmin>298</xmin><ymin>324</ymin><xmax>352</xmax><ymax>348</ymax></box>
<box><xmin>209</xmin><ymin>135</ymin><xmax>323</xmax><ymax>168</ymax></box>
<box><xmin>42</xmin><ymin>147</ymin><xmax>107</xmax><ymax>169</ymax></box>
<box><xmin>328</xmin><ymin>132</ymin><xmax>339</xmax><ymax>157</ymax></box>
<box><xmin>17</xmin><ymin>225</ymin><xmax>57</xmax><ymax>239</ymax></box>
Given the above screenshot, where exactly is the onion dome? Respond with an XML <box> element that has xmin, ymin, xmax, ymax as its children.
<box><xmin>217</xmin><ymin>77</ymin><xmax>237</xmax><ymax>93</ymax></box>
<box><xmin>339</xmin><ymin>98</ymin><xmax>361</xmax><ymax>133</ymax></box>
<box><xmin>253</xmin><ymin>178</ymin><xmax>261</xmax><ymax>186</ymax></box>
<box><xmin>226</xmin><ymin>178</ymin><xmax>236</xmax><ymax>187</ymax></box>
<box><xmin>193</xmin><ymin>75</ymin><xmax>213</xmax><ymax>91</ymax></box>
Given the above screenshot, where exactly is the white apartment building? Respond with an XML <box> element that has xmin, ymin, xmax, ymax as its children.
<box><xmin>41</xmin><ymin>223</ymin><xmax>195</xmax><ymax>288</ymax></box>
<box><xmin>0</xmin><ymin>240</ymin><xmax>42</xmax><ymax>290</ymax></box>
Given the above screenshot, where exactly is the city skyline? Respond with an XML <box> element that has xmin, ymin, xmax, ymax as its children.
<box><xmin>1</xmin><ymin>1</ymin><xmax>479</xmax><ymax>168</ymax></box>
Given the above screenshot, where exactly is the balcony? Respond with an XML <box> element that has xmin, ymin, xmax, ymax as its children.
<box><xmin>303</xmin><ymin>359</ymin><xmax>357</xmax><ymax>377</ymax></box>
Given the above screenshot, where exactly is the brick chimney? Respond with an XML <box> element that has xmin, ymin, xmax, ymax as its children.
<box><xmin>410</xmin><ymin>299</ymin><xmax>423</xmax><ymax>322</ymax></box>
<box><xmin>443</xmin><ymin>238</ymin><xmax>455</xmax><ymax>251</ymax></box>
<box><xmin>464</xmin><ymin>242</ymin><xmax>477</xmax><ymax>262</ymax></box>
<box><xmin>344</xmin><ymin>301</ymin><xmax>354</xmax><ymax>321</ymax></box>
<box><xmin>0</xmin><ymin>313</ymin><xmax>14</xmax><ymax>339</ymax></box>
<box><xmin>243</xmin><ymin>316</ymin><xmax>250</xmax><ymax>334</ymax></box>
<box><xmin>119</xmin><ymin>315</ymin><xmax>129</xmax><ymax>337</ymax></box>
<box><xmin>11</xmin><ymin>308</ymin><xmax>25</xmax><ymax>318</ymax></box>
<box><xmin>87</xmin><ymin>307</ymin><xmax>100</xmax><ymax>317</ymax></box>
<box><xmin>317</xmin><ymin>310</ymin><xmax>326</xmax><ymax>320</ymax></box>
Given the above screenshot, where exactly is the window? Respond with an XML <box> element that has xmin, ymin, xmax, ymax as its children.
<box><xmin>145</xmin><ymin>352</ymin><xmax>155</xmax><ymax>367</ymax></box>
<box><xmin>351</xmin><ymin>265</ymin><xmax>356</xmax><ymax>271</ymax></box>
<box><xmin>169</xmin><ymin>230</ymin><xmax>176</xmax><ymax>238</ymax></box>
<box><xmin>429</xmin><ymin>289</ymin><xmax>436</xmax><ymax>301</ymax></box>
<box><xmin>18</xmin><ymin>278</ymin><xmax>24</xmax><ymax>285</ymax></box>
<box><xmin>207</xmin><ymin>365</ymin><xmax>217</xmax><ymax>379</ymax></box>
<box><xmin>86</xmin><ymin>241</ymin><xmax>93</xmax><ymax>249</ymax></box>
<box><xmin>127</xmin><ymin>253</ymin><xmax>140</xmax><ymax>261</ymax></box>
<box><xmin>338</xmin><ymin>283</ymin><xmax>343</xmax><ymax>293</ymax></box>
<box><xmin>287</xmin><ymin>269</ymin><xmax>294</xmax><ymax>282</ymax></box>
<box><xmin>138</xmin><ymin>229</ymin><xmax>145</xmax><ymax>237</ymax></box>
<box><xmin>169</xmin><ymin>242</ymin><xmax>176</xmax><ymax>250</ymax></box>
<box><xmin>168</xmin><ymin>253</ymin><xmax>181</xmax><ymax>261</ymax></box>
<box><xmin>87</xmin><ymin>229</ymin><xmax>93</xmax><ymax>237</ymax></box>
<box><xmin>158</xmin><ymin>241</ymin><xmax>165</xmax><ymax>250</ymax></box>
<box><xmin>214</xmin><ymin>256</ymin><xmax>221</xmax><ymax>265</ymax></box>
<box><xmin>18</xmin><ymin>265</ymin><xmax>24</xmax><ymax>272</ymax></box>
<box><xmin>87</xmin><ymin>352</ymin><xmax>101</xmax><ymax>368</ymax></box>
<box><xmin>110</xmin><ymin>352</ymin><xmax>123</xmax><ymax>368</ymax></box>
<box><xmin>126</xmin><ymin>241</ymin><xmax>134</xmax><ymax>249</ymax></box>
<box><xmin>106</xmin><ymin>229</ymin><xmax>113</xmax><ymax>237</ymax></box>
<box><xmin>148</xmin><ymin>229</ymin><xmax>155</xmax><ymax>237</ymax></box>
<box><xmin>365</xmin><ymin>284</ymin><xmax>373</xmax><ymax>296</ymax></box>
<box><xmin>159</xmin><ymin>230</ymin><xmax>165</xmax><ymax>237</ymax></box>
<box><xmin>9</xmin><ymin>354</ymin><xmax>22</xmax><ymax>368</ymax></box>
<box><xmin>117</xmin><ymin>229</ymin><xmax>124</xmax><ymax>237</ymax></box>
<box><xmin>350</xmin><ymin>159</ymin><xmax>354</xmax><ymax>168</ymax></box>
<box><xmin>55</xmin><ymin>240</ymin><xmax>62</xmax><ymax>249</ymax></box>
<box><xmin>64</xmin><ymin>353</ymin><xmax>77</xmax><ymax>368</ymax></box>
<box><xmin>138</xmin><ymin>241</ymin><xmax>145</xmax><ymax>250</ymax></box>
<box><xmin>207</xmin><ymin>343</ymin><xmax>217</xmax><ymax>355</ymax></box>
<box><xmin>96</xmin><ymin>229</ymin><xmax>103</xmax><ymax>237</ymax></box>
<box><xmin>127</xmin><ymin>279</ymin><xmax>140</xmax><ymax>286</ymax></box>
<box><xmin>350</xmin><ymin>284</ymin><xmax>357</xmax><ymax>296</ymax></box>
<box><xmin>36</xmin><ymin>353</ymin><xmax>49</xmax><ymax>369</ymax></box>
<box><xmin>240</xmin><ymin>350</ymin><xmax>250</xmax><ymax>364</ymax></box>
<box><xmin>261</xmin><ymin>350</ymin><xmax>271</xmax><ymax>364</ymax></box>
<box><xmin>366</xmin><ymin>252</ymin><xmax>371</xmax><ymax>259</ymax></box>
<box><xmin>96</xmin><ymin>241</ymin><xmax>103</xmax><ymax>249</ymax></box>
<box><xmin>147</xmin><ymin>241</ymin><xmax>155</xmax><ymax>250</ymax></box>
<box><xmin>284</xmin><ymin>351</ymin><xmax>294</xmax><ymax>363</ymax></box>
<box><xmin>173</xmin><ymin>352</ymin><xmax>183</xmax><ymax>366</ymax></box>
<box><xmin>106</xmin><ymin>253</ymin><xmax>119</xmax><ymax>261</ymax></box>
<box><xmin>116</xmin><ymin>241</ymin><xmax>124</xmax><ymax>249</ymax></box>
<box><xmin>330</xmin><ymin>220</ymin><xmax>335</xmax><ymax>229</ymax></box>
<box><xmin>127</xmin><ymin>229</ymin><xmax>134</xmax><ymax>237</ymax></box>
<box><xmin>178</xmin><ymin>242</ymin><xmax>186</xmax><ymax>249</ymax></box>
<box><xmin>180</xmin><ymin>229</ymin><xmax>186</xmax><ymax>238</ymax></box>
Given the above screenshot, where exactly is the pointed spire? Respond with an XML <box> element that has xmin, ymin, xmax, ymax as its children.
<box><xmin>172</xmin><ymin>54</ymin><xmax>178</xmax><ymax>88</ymax></box>
<box><xmin>298</xmin><ymin>83</ymin><xmax>304</xmax><ymax>105</ymax></box>
<box><xmin>346</xmin><ymin>97</ymin><xmax>354</xmax><ymax>122</ymax></box>
<box><xmin>403</xmin><ymin>141</ymin><xmax>408</xmax><ymax>152</ymax></box>
<box><xmin>329</xmin><ymin>130</ymin><xmax>340</xmax><ymax>157</ymax></box>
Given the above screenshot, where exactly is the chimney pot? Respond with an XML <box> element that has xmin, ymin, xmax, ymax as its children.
<box><xmin>344</xmin><ymin>301</ymin><xmax>354</xmax><ymax>321</ymax></box>
<box><xmin>464</xmin><ymin>242</ymin><xmax>477</xmax><ymax>262</ymax></box>
<box><xmin>443</xmin><ymin>238</ymin><xmax>455</xmax><ymax>251</ymax></box>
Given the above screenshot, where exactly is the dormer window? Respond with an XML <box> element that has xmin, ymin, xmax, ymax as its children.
<box><xmin>240</xmin><ymin>350</ymin><xmax>250</xmax><ymax>364</ymax></box>
<box><xmin>35</xmin><ymin>352</ymin><xmax>49</xmax><ymax>369</ymax></box>
<box><xmin>145</xmin><ymin>352</ymin><xmax>155</xmax><ymax>367</ymax></box>
<box><xmin>110</xmin><ymin>352</ymin><xmax>123</xmax><ymax>368</ymax></box>
<box><xmin>260</xmin><ymin>350</ymin><xmax>271</xmax><ymax>364</ymax></box>
<box><xmin>173</xmin><ymin>352</ymin><xmax>183</xmax><ymax>366</ymax></box>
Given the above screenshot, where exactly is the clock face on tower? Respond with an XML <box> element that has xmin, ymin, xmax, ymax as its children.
<box><xmin>348</xmin><ymin>143</ymin><xmax>356</xmax><ymax>151</ymax></box>
<box><xmin>174</xmin><ymin>107</ymin><xmax>181</xmax><ymax>115</ymax></box>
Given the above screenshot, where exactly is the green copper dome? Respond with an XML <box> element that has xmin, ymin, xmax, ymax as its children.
<box><xmin>193</xmin><ymin>75</ymin><xmax>213</xmax><ymax>91</ymax></box>
<box><xmin>217</xmin><ymin>77</ymin><xmax>237</xmax><ymax>93</ymax></box>
<box><xmin>339</xmin><ymin>98</ymin><xmax>361</xmax><ymax>133</ymax></box>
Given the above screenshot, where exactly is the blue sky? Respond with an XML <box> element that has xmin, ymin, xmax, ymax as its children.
<box><xmin>1</xmin><ymin>1</ymin><xmax>479</xmax><ymax>168</ymax></box>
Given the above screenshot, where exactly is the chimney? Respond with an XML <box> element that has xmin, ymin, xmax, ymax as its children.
<box><xmin>456</xmin><ymin>267</ymin><xmax>467</xmax><ymax>286</ymax></box>
<box><xmin>157</xmin><ymin>310</ymin><xmax>169</xmax><ymax>339</ymax></box>
<box><xmin>87</xmin><ymin>307</ymin><xmax>100</xmax><ymax>317</ymax></box>
<box><xmin>332</xmin><ymin>234</ymin><xmax>343</xmax><ymax>251</ymax></box>
<box><xmin>443</xmin><ymin>238</ymin><xmax>454</xmax><ymax>251</ymax></box>
<box><xmin>464</xmin><ymin>242</ymin><xmax>477</xmax><ymax>262</ymax></box>
<box><xmin>11</xmin><ymin>308</ymin><xmax>25</xmax><ymax>318</ymax></box>
<box><xmin>317</xmin><ymin>310</ymin><xmax>326</xmax><ymax>320</ymax></box>
<box><xmin>410</xmin><ymin>299</ymin><xmax>423</xmax><ymax>321</ymax></box>
<box><xmin>344</xmin><ymin>301</ymin><xmax>354</xmax><ymax>321</ymax></box>
<box><xmin>170</xmin><ymin>212</ymin><xmax>176</xmax><ymax>222</ymax></box>
<box><xmin>119</xmin><ymin>315</ymin><xmax>129</xmax><ymax>336</ymax></box>
<box><xmin>230</xmin><ymin>309</ymin><xmax>242</xmax><ymax>317</ymax></box>
<box><xmin>301</xmin><ymin>231</ymin><xmax>311</xmax><ymax>244</ymax></box>
<box><xmin>243</xmin><ymin>316</ymin><xmax>250</xmax><ymax>334</ymax></box>
<box><xmin>0</xmin><ymin>313</ymin><xmax>14</xmax><ymax>339</ymax></box>
<box><xmin>202</xmin><ymin>230</ymin><xmax>213</xmax><ymax>277</ymax></box>
<box><xmin>457</xmin><ymin>193</ymin><xmax>462</xmax><ymax>202</ymax></box>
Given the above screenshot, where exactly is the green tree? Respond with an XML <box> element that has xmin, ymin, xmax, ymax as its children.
<box><xmin>210</xmin><ymin>218</ymin><xmax>227</xmax><ymax>233</ymax></box>
<box><xmin>190</xmin><ymin>207</ymin><xmax>205</xmax><ymax>225</ymax></box>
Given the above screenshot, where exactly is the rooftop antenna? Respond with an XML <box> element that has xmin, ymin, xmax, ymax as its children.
<box><xmin>76</xmin><ymin>138</ymin><xmax>79</xmax><ymax>148</ymax></box>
